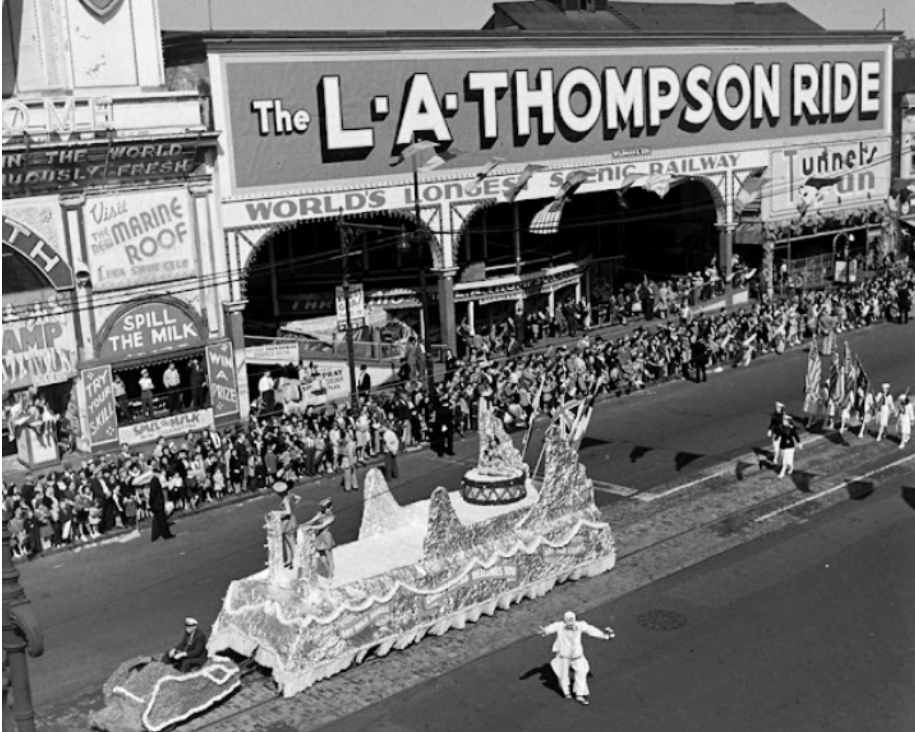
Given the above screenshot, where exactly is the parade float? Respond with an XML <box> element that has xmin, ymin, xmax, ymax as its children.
<box><xmin>91</xmin><ymin>406</ymin><xmax>615</xmax><ymax>729</ymax></box>
<box><xmin>89</xmin><ymin>655</ymin><xmax>242</xmax><ymax>732</ymax></box>
<box><xmin>206</xmin><ymin>416</ymin><xmax>616</xmax><ymax>697</ymax></box>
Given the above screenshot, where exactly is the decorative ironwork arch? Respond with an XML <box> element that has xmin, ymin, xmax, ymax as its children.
<box><xmin>451</xmin><ymin>198</ymin><xmax>500</xmax><ymax>249</ymax></box>
<box><xmin>391</xmin><ymin>206</ymin><xmax>444</xmax><ymax>268</ymax></box>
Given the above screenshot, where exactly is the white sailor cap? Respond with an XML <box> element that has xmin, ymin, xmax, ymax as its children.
<box><xmin>185</xmin><ymin>617</ymin><xmax>198</xmax><ymax>627</ymax></box>
<box><xmin>881</xmin><ymin>383</ymin><xmax>890</xmax><ymax>390</ymax></box>
<box><xmin>563</xmin><ymin>611</ymin><xmax>576</xmax><ymax>623</ymax></box>
<box><xmin>775</xmin><ymin>401</ymin><xmax>785</xmax><ymax>409</ymax></box>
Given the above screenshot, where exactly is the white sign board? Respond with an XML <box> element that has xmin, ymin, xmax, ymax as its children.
<box><xmin>335</xmin><ymin>283</ymin><xmax>365</xmax><ymax>331</ymax></box>
<box><xmin>118</xmin><ymin>407</ymin><xmax>214</xmax><ymax>446</ymax></box>
<box><xmin>245</xmin><ymin>341</ymin><xmax>300</xmax><ymax>365</ymax></box>
<box><xmin>84</xmin><ymin>188</ymin><xmax>197</xmax><ymax>291</ymax></box>
<box><xmin>764</xmin><ymin>138</ymin><xmax>891</xmax><ymax>221</ymax></box>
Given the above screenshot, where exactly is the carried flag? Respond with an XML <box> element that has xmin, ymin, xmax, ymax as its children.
<box><xmin>842</xmin><ymin>341</ymin><xmax>858</xmax><ymax>400</ymax></box>
<box><xmin>570</xmin><ymin>391</ymin><xmax>598</xmax><ymax>451</ymax></box>
<box><xmin>803</xmin><ymin>345</ymin><xmax>821</xmax><ymax>415</ymax></box>
<box><xmin>550</xmin><ymin>397</ymin><xmax>584</xmax><ymax>439</ymax></box>
<box><xmin>855</xmin><ymin>356</ymin><xmax>871</xmax><ymax>412</ymax></box>
<box><xmin>520</xmin><ymin>375</ymin><xmax>546</xmax><ymax>461</ymax></box>
<box><xmin>827</xmin><ymin>347</ymin><xmax>844</xmax><ymax>405</ymax></box>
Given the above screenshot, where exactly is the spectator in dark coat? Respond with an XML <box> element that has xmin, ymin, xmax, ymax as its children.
<box><xmin>148</xmin><ymin>468</ymin><xmax>174</xmax><ymax>542</ymax></box>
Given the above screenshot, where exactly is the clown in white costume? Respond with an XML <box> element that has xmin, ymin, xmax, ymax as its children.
<box><xmin>539</xmin><ymin>611</ymin><xmax>614</xmax><ymax>705</ymax></box>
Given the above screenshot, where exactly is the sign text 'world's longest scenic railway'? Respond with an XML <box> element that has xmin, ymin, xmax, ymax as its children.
<box><xmin>220</xmin><ymin>47</ymin><xmax>888</xmax><ymax>193</ymax></box>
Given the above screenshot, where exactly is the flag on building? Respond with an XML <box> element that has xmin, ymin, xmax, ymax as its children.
<box><xmin>389</xmin><ymin>139</ymin><xmax>437</xmax><ymax>167</ymax></box>
<box><xmin>734</xmin><ymin>174</ymin><xmax>769</xmax><ymax>215</ymax></box>
<box><xmin>462</xmin><ymin>157</ymin><xmax>505</xmax><ymax>192</ymax></box>
<box><xmin>421</xmin><ymin>148</ymin><xmax>461</xmax><ymax>172</ymax></box>
<box><xmin>505</xmin><ymin>164</ymin><xmax>547</xmax><ymax>203</ymax></box>
<box><xmin>617</xmin><ymin>172</ymin><xmax>680</xmax><ymax>199</ymax></box>
<box><xmin>529</xmin><ymin>198</ymin><xmax>566</xmax><ymax>235</ymax></box>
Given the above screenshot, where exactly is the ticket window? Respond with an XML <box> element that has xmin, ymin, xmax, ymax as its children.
<box><xmin>112</xmin><ymin>353</ymin><xmax>208</xmax><ymax>424</ymax></box>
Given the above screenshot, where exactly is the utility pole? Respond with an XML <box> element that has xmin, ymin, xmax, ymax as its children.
<box><xmin>412</xmin><ymin>166</ymin><xmax>437</xmax><ymax>400</ymax></box>
<box><xmin>336</xmin><ymin>217</ymin><xmax>360</xmax><ymax>410</ymax></box>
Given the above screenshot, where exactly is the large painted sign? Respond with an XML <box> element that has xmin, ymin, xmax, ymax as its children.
<box><xmin>99</xmin><ymin>301</ymin><xmax>205</xmax><ymax>362</ymax></box>
<box><xmin>2</xmin><ymin>140</ymin><xmax>207</xmax><ymax>197</ymax></box>
<box><xmin>2</xmin><ymin>290</ymin><xmax>78</xmax><ymax>393</ymax></box>
<box><xmin>206</xmin><ymin>342</ymin><xmax>240</xmax><ymax>420</ymax></box>
<box><xmin>764</xmin><ymin>138</ymin><xmax>892</xmax><ymax>220</ymax></box>
<box><xmin>84</xmin><ymin>189</ymin><xmax>197</xmax><ymax>291</ymax></box>
<box><xmin>218</xmin><ymin>46</ymin><xmax>888</xmax><ymax>196</ymax></box>
<box><xmin>223</xmin><ymin>148</ymin><xmax>769</xmax><ymax>228</ymax></box>
<box><xmin>82</xmin><ymin>365</ymin><xmax>118</xmax><ymax>448</ymax></box>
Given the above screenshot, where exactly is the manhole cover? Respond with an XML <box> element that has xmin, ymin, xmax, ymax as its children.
<box><xmin>636</xmin><ymin>610</ymin><xmax>688</xmax><ymax>631</ymax></box>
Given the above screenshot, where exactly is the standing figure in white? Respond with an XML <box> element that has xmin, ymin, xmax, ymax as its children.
<box><xmin>538</xmin><ymin>611</ymin><xmax>615</xmax><ymax>706</ymax></box>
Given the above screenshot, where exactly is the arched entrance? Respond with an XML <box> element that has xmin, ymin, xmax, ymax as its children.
<box><xmin>451</xmin><ymin>178</ymin><xmax>721</xmax><ymax>333</ymax></box>
<box><xmin>241</xmin><ymin>213</ymin><xmax>437</xmax><ymax>340</ymax></box>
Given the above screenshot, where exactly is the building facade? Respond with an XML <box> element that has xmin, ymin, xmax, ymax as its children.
<box><xmin>3</xmin><ymin>0</ymin><xmax>241</xmax><ymax>460</ymax></box>
<box><xmin>180</xmin><ymin>26</ymin><xmax>894</xmax><ymax>354</ymax></box>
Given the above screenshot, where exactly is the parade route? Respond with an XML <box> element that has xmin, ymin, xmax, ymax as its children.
<box><xmin>19</xmin><ymin>322</ymin><xmax>915</xmax><ymax>731</ymax></box>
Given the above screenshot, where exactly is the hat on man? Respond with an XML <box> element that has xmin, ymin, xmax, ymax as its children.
<box><xmin>563</xmin><ymin>611</ymin><xmax>576</xmax><ymax>624</ymax></box>
<box><xmin>272</xmin><ymin>481</ymin><xmax>289</xmax><ymax>494</ymax></box>
<box><xmin>775</xmin><ymin>401</ymin><xmax>785</xmax><ymax>410</ymax></box>
<box><xmin>881</xmin><ymin>383</ymin><xmax>890</xmax><ymax>390</ymax></box>
<box><xmin>319</xmin><ymin>497</ymin><xmax>333</xmax><ymax>510</ymax></box>
<box><xmin>185</xmin><ymin>617</ymin><xmax>198</xmax><ymax>627</ymax></box>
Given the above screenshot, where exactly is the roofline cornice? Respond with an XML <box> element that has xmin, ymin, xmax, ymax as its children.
<box><xmin>165</xmin><ymin>29</ymin><xmax>903</xmax><ymax>55</ymax></box>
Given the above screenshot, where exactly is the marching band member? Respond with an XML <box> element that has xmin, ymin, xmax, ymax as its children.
<box><xmin>875</xmin><ymin>383</ymin><xmax>894</xmax><ymax>442</ymax></box>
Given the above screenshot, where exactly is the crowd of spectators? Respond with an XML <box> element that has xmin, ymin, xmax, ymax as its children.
<box><xmin>3</xmin><ymin>267</ymin><xmax>912</xmax><ymax>561</ymax></box>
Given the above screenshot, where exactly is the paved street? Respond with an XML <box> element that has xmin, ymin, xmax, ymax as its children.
<box><xmin>320</xmin><ymin>473</ymin><xmax>915</xmax><ymax>732</ymax></box>
<box><xmin>16</xmin><ymin>321</ymin><xmax>915</xmax><ymax>727</ymax></box>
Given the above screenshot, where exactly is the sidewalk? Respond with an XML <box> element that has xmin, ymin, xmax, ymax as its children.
<box><xmin>0</xmin><ymin>284</ymin><xmax>851</xmax><ymax>562</ymax></box>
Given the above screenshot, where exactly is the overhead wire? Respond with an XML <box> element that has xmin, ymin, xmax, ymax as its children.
<box><xmin>3</xmin><ymin>146</ymin><xmax>897</xmax><ymax>324</ymax></box>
